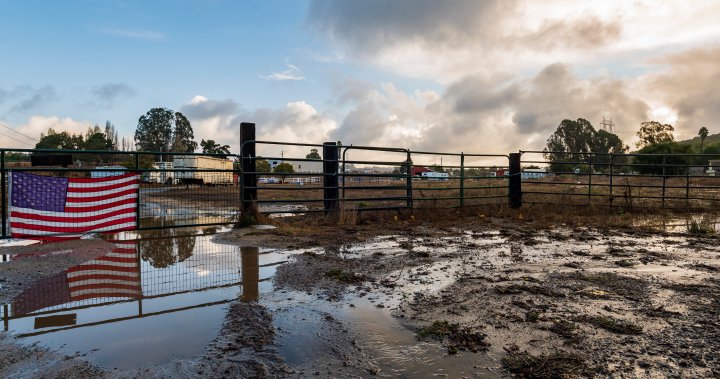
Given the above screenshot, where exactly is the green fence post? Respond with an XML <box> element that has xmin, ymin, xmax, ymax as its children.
<box><xmin>459</xmin><ymin>153</ymin><xmax>465</xmax><ymax>207</ymax></box>
<box><xmin>1</xmin><ymin>150</ymin><xmax>5</xmax><ymax>238</ymax></box>
<box><xmin>135</xmin><ymin>152</ymin><xmax>141</xmax><ymax>230</ymax></box>
<box><xmin>406</xmin><ymin>151</ymin><xmax>413</xmax><ymax>211</ymax></box>
<box><xmin>240</xmin><ymin>122</ymin><xmax>257</xmax><ymax>215</ymax></box>
<box><xmin>509</xmin><ymin>153</ymin><xmax>522</xmax><ymax>209</ymax></box>
<box><xmin>587</xmin><ymin>157</ymin><xmax>592</xmax><ymax>205</ymax></box>
<box><xmin>609</xmin><ymin>154</ymin><xmax>614</xmax><ymax>208</ymax></box>
<box><xmin>322</xmin><ymin>142</ymin><xmax>339</xmax><ymax>215</ymax></box>
<box><xmin>662</xmin><ymin>155</ymin><xmax>667</xmax><ymax>208</ymax></box>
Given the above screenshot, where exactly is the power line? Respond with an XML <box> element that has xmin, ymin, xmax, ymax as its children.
<box><xmin>0</xmin><ymin>130</ymin><xmax>35</xmax><ymax>147</ymax></box>
<box><xmin>0</xmin><ymin>122</ymin><xmax>38</xmax><ymax>142</ymax></box>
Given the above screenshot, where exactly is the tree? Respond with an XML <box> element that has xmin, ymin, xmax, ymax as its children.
<box><xmin>135</xmin><ymin>108</ymin><xmax>197</xmax><ymax>157</ymax></box>
<box><xmin>544</xmin><ymin>118</ymin><xmax>627</xmax><ymax>173</ymax></box>
<box><xmin>170</xmin><ymin>112</ymin><xmax>197</xmax><ymax>153</ymax></box>
<box><xmin>636</xmin><ymin>121</ymin><xmax>674</xmax><ymax>148</ymax></box>
<box><xmin>200</xmin><ymin>139</ymin><xmax>231</xmax><ymax>157</ymax></box>
<box><xmin>36</xmin><ymin>129</ymin><xmax>81</xmax><ymax>150</ymax></box>
<box><xmin>256</xmin><ymin>159</ymin><xmax>271</xmax><ymax>173</ymax></box>
<box><xmin>104</xmin><ymin>121</ymin><xmax>119</xmax><ymax>150</ymax></box>
<box><xmin>273</xmin><ymin>162</ymin><xmax>295</xmax><ymax>181</ymax></box>
<box><xmin>398</xmin><ymin>158</ymin><xmax>413</xmax><ymax>174</ymax></box>
<box><xmin>699</xmin><ymin>126</ymin><xmax>709</xmax><ymax>152</ymax></box>
<box><xmin>634</xmin><ymin>142</ymin><xmax>698</xmax><ymax>175</ymax></box>
<box><xmin>306</xmin><ymin>148</ymin><xmax>321</xmax><ymax>159</ymax></box>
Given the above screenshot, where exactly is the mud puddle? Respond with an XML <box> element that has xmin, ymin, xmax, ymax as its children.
<box><xmin>2</xmin><ymin>230</ymin><xmax>499</xmax><ymax>377</ymax></box>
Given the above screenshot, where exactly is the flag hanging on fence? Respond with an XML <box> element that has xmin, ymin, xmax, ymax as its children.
<box><xmin>9</xmin><ymin>172</ymin><xmax>139</xmax><ymax>240</ymax></box>
<box><xmin>12</xmin><ymin>241</ymin><xmax>141</xmax><ymax>316</ymax></box>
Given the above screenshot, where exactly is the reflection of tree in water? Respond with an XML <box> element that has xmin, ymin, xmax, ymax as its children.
<box><xmin>138</xmin><ymin>218</ymin><xmax>197</xmax><ymax>268</ymax></box>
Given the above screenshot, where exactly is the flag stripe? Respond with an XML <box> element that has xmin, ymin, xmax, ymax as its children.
<box><xmin>65</xmin><ymin>188</ymin><xmax>138</xmax><ymax>203</ymax></box>
<box><xmin>11</xmin><ymin>218</ymin><xmax>136</xmax><ymax>234</ymax></box>
<box><xmin>68</xmin><ymin>172</ymin><xmax>137</xmax><ymax>183</ymax></box>
<box><xmin>11</xmin><ymin>206</ymin><xmax>135</xmax><ymax>223</ymax></box>
<box><xmin>67</xmin><ymin>183</ymin><xmax>139</xmax><ymax>197</ymax></box>
<box><xmin>67</xmin><ymin>274</ymin><xmax>140</xmax><ymax>283</ymax></box>
<box><xmin>11</xmin><ymin>223</ymin><xmax>136</xmax><ymax>237</ymax></box>
<box><xmin>62</xmin><ymin>198</ymin><xmax>137</xmax><ymax>213</ymax></box>
<box><xmin>68</xmin><ymin>179</ymin><xmax>140</xmax><ymax>193</ymax></box>
<box><xmin>69</xmin><ymin>283</ymin><xmax>141</xmax><ymax>292</ymax></box>
<box><xmin>64</xmin><ymin>193</ymin><xmax>137</xmax><ymax>208</ymax></box>
<box><xmin>11</xmin><ymin>213</ymin><xmax>136</xmax><ymax>229</ymax></box>
<box><xmin>71</xmin><ymin>292</ymin><xmax>141</xmax><ymax>301</ymax></box>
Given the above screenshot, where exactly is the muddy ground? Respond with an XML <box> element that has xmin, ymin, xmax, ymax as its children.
<box><xmin>2</xmin><ymin>210</ymin><xmax>720</xmax><ymax>378</ymax></box>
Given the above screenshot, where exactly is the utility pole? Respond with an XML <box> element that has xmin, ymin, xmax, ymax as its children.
<box><xmin>600</xmin><ymin>116</ymin><xmax>615</xmax><ymax>134</ymax></box>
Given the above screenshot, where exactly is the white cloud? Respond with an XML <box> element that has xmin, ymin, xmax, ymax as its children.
<box><xmin>0</xmin><ymin>116</ymin><xmax>93</xmax><ymax>149</ymax></box>
<box><xmin>308</xmin><ymin>0</ymin><xmax>720</xmax><ymax>83</ymax></box>
<box><xmin>180</xmin><ymin>96</ymin><xmax>336</xmax><ymax>158</ymax></box>
<box><xmin>259</xmin><ymin>62</ymin><xmax>306</xmax><ymax>81</ymax></box>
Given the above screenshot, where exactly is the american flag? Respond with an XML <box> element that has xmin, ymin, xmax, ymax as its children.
<box><xmin>9</xmin><ymin>172</ymin><xmax>139</xmax><ymax>240</ymax></box>
<box><xmin>12</xmin><ymin>241</ymin><xmax>141</xmax><ymax>316</ymax></box>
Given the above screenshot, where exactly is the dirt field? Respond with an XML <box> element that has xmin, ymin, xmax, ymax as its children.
<box><xmin>2</xmin><ymin>209</ymin><xmax>720</xmax><ymax>377</ymax></box>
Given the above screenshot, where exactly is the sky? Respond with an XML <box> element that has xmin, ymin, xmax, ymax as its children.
<box><xmin>1</xmin><ymin>0</ymin><xmax>720</xmax><ymax>158</ymax></box>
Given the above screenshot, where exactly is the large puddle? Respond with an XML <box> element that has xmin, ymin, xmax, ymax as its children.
<box><xmin>1</xmin><ymin>229</ymin><xmax>499</xmax><ymax>377</ymax></box>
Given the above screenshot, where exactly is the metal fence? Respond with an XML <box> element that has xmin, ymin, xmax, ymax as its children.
<box><xmin>5</xmin><ymin>124</ymin><xmax>720</xmax><ymax>239</ymax></box>
<box><xmin>520</xmin><ymin>150</ymin><xmax>720</xmax><ymax>210</ymax></box>
<box><xmin>0</xmin><ymin>148</ymin><xmax>241</xmax><ymax>239</ymax></box>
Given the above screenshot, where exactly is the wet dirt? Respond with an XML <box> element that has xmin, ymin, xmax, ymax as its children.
<box><xmin>2</xmin><ymin>212</ymin><xmax>720</xmax><ymax>377</ymax></box>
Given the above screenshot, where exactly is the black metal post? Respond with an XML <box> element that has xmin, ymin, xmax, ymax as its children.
<box><xmin>134</xmin><ymin>153</ymin><xmax>141</xmax><ymax>230</ymax></box>
<box><xmin>587</xmin><ymin>158</ymin><xmax>593</xmax><ymax>205</ymax></box>
<box><xmin>3</xmin><ymin>304</ymin><xmax>8</xmax><ymax>331</ymax></box>
<box><xmin>459</xmin><ymin>153</ymin><xmax>465</xmax><ymax>207</ymax></box>
<box><xmin>240</xmin><ymin>122</ymin><xmax>257</xmax><ymax>215</ymax></box>
<box><xmin>406</xmin><ymin>151</ymin><xmax>413</xmax><ymax>210</ymax></box>
<box><xmin>509</xmin><ymin>153</ymin><xmax>522</xmax><ymax>209</ymax></box>
<box><xmin>662</xmin><ymin>155</ymin><xmax>667</xmax><ymax>208</ymax></box>
<box><xmin>685</xmin><ymin>155</ymin><xmax>690</xmax><ymax>208</ymax></box>
<box><xmin>322</xmin><ymin>142</ymin><xmax>339</xmax><ymax>214</ymax></box>
<box><xmin>1</xmin><ymin>150</ymin><xmax>6</xmax><ymax>238</ymax></box>
<box><xmin>609</xmin><ymin>154</ymin><xmax>614</xmax><ymax>207</ymax></box>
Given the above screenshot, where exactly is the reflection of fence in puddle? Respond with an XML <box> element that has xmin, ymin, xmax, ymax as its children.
<box><xmin>2</xmin><ymin>238</ymin><xmax>283</xmax><ymax>336</ymax></box>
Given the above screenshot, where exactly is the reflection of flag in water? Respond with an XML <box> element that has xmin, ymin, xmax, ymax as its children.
<box><xmin>67</xmin><ymin>241</ymin><xmax>141</xmax><ymax>301</ymax></box>
<box><xmin>12</xmin><ymin>241</ymin><xmax>141</xmax><ymax>316</ymax></box>
<box><xmin>9</xmin><ymin>172</ymin><xmax>139</xmax><ymax>240</ymax></box>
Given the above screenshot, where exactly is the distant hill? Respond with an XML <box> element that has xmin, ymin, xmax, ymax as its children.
<box><xmin>676</xmin><ymin>133</ymin><xmax>720</xmax><ymax>150</ymax></box>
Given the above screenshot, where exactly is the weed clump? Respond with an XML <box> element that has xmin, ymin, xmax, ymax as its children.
<box><xmin>582</xmin><ymin>315</ymin><xmax>643</xmax><ymax>335</ymax></box>
<box><xmin>687</xmin><ymin>218</ymin><xmax>716</xmax><ymax>236</ymax></box>
<box><xmin>525</xmin><ymin>310</ymin><xmax>541</xmax><ymax>322</ymax></box>
<box><xmin>556</xmin><ymin>272</ymin><xmax>647</xmax><ymax>301</ymax></box>
<box><xmin>614</xmin><ymin>259</ymin><xmax>636</xmax><ymax>268</ymax></box>
<box><xmin>324</xmin><ymin>269</ymin><xmax>366</xmax><ymax>283</ymax></box>
<box><xmin>495</xmin><ymin>284</ymin><xmax>565</xmax><ymax>298</ymax></box>
<box><xmin>417</xmin><ymin>321</ymin><xmax>489</xmax><ymax>354</ymax></box>
<box><xmin>547</xmin><ymin>320</ymin><xmax>581</xmax><ymax>340</ymax></box>
<box><xmin>502</xmin><ymin>348</ymin><xmax>589</xmax><ymax>378</ymax></box>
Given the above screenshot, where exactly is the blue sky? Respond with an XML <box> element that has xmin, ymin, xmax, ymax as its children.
<box><xmin>2</xmin><ymin>0</ymin><xmax>720</xmax><ymax>154</ymax></box>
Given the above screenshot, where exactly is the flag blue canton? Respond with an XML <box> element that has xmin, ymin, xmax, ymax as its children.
<box><xmin>11</xmin><ymin>172</ymin><xmax>69</xmax><ymax>212</ymax></box>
